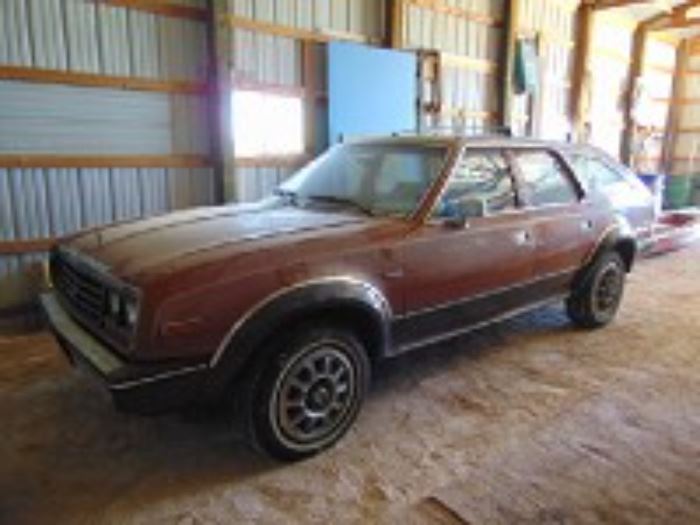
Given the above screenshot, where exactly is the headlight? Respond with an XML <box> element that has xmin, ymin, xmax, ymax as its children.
<box><xmin>124</xmin><ymin>297</ymin><xmax>139</xmax><ymax>327</ymax></box>
<box><xmin>105</xmin><ymin>288</ymin><xmax>139</xmax><ymax>329</ymax></box>
<box><xmin>108</xmin><ymin>290</ymin><xmax>121</xmax><ymax>317</ymax></box>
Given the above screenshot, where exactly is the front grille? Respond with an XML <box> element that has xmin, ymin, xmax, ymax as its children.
<box><xmin>51</xmin><ymin>251</ymin><xmax>107</xmax><ymax>325</ymax></box>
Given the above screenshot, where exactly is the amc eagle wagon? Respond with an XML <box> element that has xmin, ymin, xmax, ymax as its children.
<box><xmin>42</xmin><ymin>134</ymin><xmax>653</xmax><ymax>460</ymax></box>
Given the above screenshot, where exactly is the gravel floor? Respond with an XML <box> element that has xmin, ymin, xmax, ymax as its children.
<box><xmin>1</xmin><ymin>245</ymin><xmax>699</xmax><ymax>525</ymax></box>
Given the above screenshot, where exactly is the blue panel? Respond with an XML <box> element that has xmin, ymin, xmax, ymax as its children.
<box><xmin>328</xmin><ymin>42</ymin><xmax>417</xmax><ymax>144</ymax></box>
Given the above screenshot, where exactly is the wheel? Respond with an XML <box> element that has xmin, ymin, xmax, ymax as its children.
<box><xmin>244</xmin><ymin>323</ymin><xmax>370</xmax><ymax>461</ymax></box>
<box><xmin>566</xmin><ymin>251</ymin><xmax>626</xmax><ymax>329</ymax></box>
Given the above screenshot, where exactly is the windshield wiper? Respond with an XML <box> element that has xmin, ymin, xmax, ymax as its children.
<box><xmin>305</xmin><ymin>195</ymin><xmax>374</xmax><ymax>216</ymax></box>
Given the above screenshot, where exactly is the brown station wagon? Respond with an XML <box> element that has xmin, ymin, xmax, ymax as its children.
<box><xmin>42</xmin><ymin>134</ymin><xmax>654</xmax><ymax>460</ymax></box>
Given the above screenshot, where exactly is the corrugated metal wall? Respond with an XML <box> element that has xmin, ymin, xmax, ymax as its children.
<box><xmin>513</xmin><ymin>0</ymin><xmax>578</xmax><ymax>138</ymax></box>
<box><xmin>227</xmin><ymin>0</ymin><xmax>385</xmax><ymax>202</ymax></box>
<box><xmin>0</xmin><ymin>0</ymin><xmax>213</xmax><ymax>311</ymax></box>
<box><xmin>401</xmin><ymin>0</ymin><xmax>503</xmax><ymax>131</ymax></box>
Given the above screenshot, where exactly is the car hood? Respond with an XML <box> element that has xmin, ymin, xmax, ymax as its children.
<box><xmin>65</xmin><ymin>201</ymin><xmax>373</xmax><ymax>281</ymax></box>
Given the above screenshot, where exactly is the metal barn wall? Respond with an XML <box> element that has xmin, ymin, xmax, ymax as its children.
<box><xmin>0</xmin><ymin>0</ymin><xmax>213</xmax><ymax>312</ymax></box>
<box><xmin>512</xmin><ymin>0</ymin><xmax>578</xmax><ymax>139</ymax></box>
<box><xmin>400</xmin><ymin>0</ymin><xmax>503</xmax><ymax>131</ymax></box>
<box><xmin>226</xmin><ymin>0</ymin><xmax>386</xmax><ymax>202</ymax></box>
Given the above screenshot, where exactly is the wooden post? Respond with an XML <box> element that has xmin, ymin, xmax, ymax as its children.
<box><xmin>570</xmin><ymin>0</ymin><xmax>594</xmax><ymax>141</ymax></box>
<box><xmin>388</xmin><ymin>0</ymin><xmax>405</xmax><ymax>49</ymax></box>
<box><xmin>303</xmin><ymin>42</ymin><xmax>318</xmax><ymax>156</ymax></box>
<box><xmin>500</xmin><ymin>0</ymin><xmax>520</xmax><ymax>130</ymax></box>
<box><xmin>205</xmin><ymin>0</ymin><xmax>235</xmax><ymax>203</ymax></box>
<box><xmin>662</xmin><ymin>39</ymin><xmax>689</xmax><ymax>175</ymax></box>
<box><xmin>621</xmin><ymin>22</ymin><xmax>648</xmax><ymax>166</ymax></box>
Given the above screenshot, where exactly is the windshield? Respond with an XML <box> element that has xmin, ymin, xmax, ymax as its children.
<box><xmin>279</xmin><ymin>143</ymin><xmax>449</xmax><ymax>217</ymax></box>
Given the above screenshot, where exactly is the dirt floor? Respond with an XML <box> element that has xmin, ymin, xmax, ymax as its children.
<box><xmin>1</xmin><ymin>245</ymin><xmax>699</xmax><ymax>525</ymax></box>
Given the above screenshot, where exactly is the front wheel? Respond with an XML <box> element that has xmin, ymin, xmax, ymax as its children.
<box><xmin>245</xmin><ymin>324</ymin><xmax>370</xmax><ymax>461</ymax></box>
<box><xmin>567</xmin><ymin>251</ymin><xmax>626</xmax><ymax>329</ymax></box>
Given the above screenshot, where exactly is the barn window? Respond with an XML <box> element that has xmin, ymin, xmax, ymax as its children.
<box><xmin>232</xmin><ymin>90</ymin><xmax>304</xmax><ymax>158</ymax></box>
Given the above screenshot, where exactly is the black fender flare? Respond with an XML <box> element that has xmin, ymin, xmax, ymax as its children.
<box><xmin>573</xmin><ymin>216</ymin><xmax>637</xmax><ymax>293</ymax></box>
<box><xmin>205</xmin><ymin>277</ymin><xmax>393</xmax><ymax>396</ymax></box>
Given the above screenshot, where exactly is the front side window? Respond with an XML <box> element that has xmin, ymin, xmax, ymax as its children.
<box><xmin>515</xmin><ymin>150</ymin><xmax>578</xmax><ymax>207</ymax></box>
<box><xmin>434</xmin><ymin>150</ymin><xmax>516</xmax><ymax>219</ymax></box>
<box><xmin>279</xmin><ymin>143</ymin><xmax>448</xmax><ymax>217</ymax></box>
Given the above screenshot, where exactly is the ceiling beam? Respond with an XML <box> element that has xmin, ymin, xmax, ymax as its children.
<box><xmin>643</xmin><ymin>1</ymin><xmax>700</xmax><ymax>31</ymax></box>
<box><xmin>593</xmin><ymin>1</ymin><xmax>672</xmax><ymax>11</ymax></box>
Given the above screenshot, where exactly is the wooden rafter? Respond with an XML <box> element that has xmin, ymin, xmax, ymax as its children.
<box><xmin>620</xmin><ymin>1</ymin><xmax>700</xmax><ymax>163</ymax></box>
<box><xmin>593</xmin><ymin>0</ymin><xmax>673</xmax><ymax>10</ymax></box>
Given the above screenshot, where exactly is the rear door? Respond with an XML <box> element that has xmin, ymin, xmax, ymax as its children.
<box><xmin>569</xmin><ymin>153</ymin><xmax>654</xmax><ymax>245</ymax></box>
<box><xmin>510</xmin><ymin>148</ymin><xmax>599</xmax><ymax>299</ymax></box>
<box><xmin>394</xmin><ymin>148</ymin><xmax>536</xmax><ymax>350</ymax></box>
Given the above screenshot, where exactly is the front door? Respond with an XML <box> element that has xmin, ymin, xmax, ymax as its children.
<box><xmin>394</xmin><ymin>148</ymin><xmax>536</xmax><ymax>351</ymax></box>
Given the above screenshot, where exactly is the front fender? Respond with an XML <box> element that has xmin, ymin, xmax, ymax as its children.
<box><xmin>205</xmin><ymin>277</ymin><xmax>392</xmax><ymax>396</ymax></box>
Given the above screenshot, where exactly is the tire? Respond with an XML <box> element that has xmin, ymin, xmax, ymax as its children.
<box><xmin>243</xmin><ymin>323</ymin><xmax>370</xmax><ymax>461</ymax></box>
<box><xmin>566</xmin><ymin>251</ymin><xmax>626</xmax><ymax>329</ymax></box>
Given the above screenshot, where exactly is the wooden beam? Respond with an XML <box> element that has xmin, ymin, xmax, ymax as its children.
<box><xmin>233</xmin><ymin>79</ymin><xmax>307</xmax><ymax>98</ymax></box>
<box><xmin>303</xmin><ymin>42</ymin><xmax>319</xmax><ymax>155</ymax></box>
<box><xmin>440</xmin><ymin>53</ymin><xmax>499</xmax><ymax>74</ymax></box>
<box><xmin>621</xmin><ymin>23</ymin><xmax>649</xmax><ymax>165</ymax></box>
<box><xmin>644</xmin><ymin>1</ymin><xmax>700</xmax><ymax>31</ymax></box>
<box><xmin>594</xmin><ymin>0</ymin><xmax>670</xmax><ymax>10</ymax></box>
<box><xmin>662</xmin><ymin>40</ymin><xmax>689</xmax><ymax>173</ymax></box>
<box><xmin>205</xmin><ymin>0</ymin><xmax>231</xmax><ymax>204</ymax></box>
<box><xmin>0</xmin><ymin>238</ymin><xmax>56</xmax><ymax>256</ymax></box>
<box><xmin>0</xmin><ymin>155</ymin><xmax>211</xmax><ymax>169</ymax></box>
<box><xmin>235</xmin><ymin>155</ymin><xmax>310</xmax><ymax>168</ymax></box>
<box><xmin>0</xmin><ymin>65</ymin><xmax>204</xmax><ymax>94</ymax></box>
<box><xmin>571</xmin><ymin>1</ymin><xmax>595</xmax><ymax>140</ymax></box>
<box><xmin>404</xmin><ymin>0</ymin><xmax>502</xmax><ymax>27</ymax></box>
<box><xmin>389</xmin><ymin>0</ymin><xmax>406</xmax><ymax>49</ymax></box>
<box><xmin>98</xmin><ymin>0</ymin><xmax>207</xmax><ymax>21</ymax></box>
<box><xmin>226</xmin><ymin>15</ymin><xmax>378</xmax><ymax>45</ymax></box>
<box><xmin>500</xmin><ymin>0</ymin><xmax>521</xmax><ymax>129</ymax></box>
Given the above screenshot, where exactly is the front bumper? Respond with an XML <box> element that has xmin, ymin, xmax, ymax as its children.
<box><xmin>41</xmin><ymin>292</ymin><xmax>209</xmax><ymax>414</ymax></box>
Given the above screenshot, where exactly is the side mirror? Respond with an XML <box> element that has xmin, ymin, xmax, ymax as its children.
<box><xmin>443</xmin><ymin>198</ymin><xmax>486</xmax><ymax>228</ymax></box>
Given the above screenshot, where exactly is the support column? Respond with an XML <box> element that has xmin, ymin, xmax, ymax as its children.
<box><xmin>570</xmin><ymin>0</ymin><xmax>594</xmax><ymax>141</ymax></box>
<box><xmin>206</xmin><ymin>0</ymin><xmax>235</xmax><ymax>203</ymax></box>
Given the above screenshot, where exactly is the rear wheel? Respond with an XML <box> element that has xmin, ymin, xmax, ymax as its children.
<box><xmin>567</xmin><ymin>251</ymin><xmax>626</xmax><ymax>329</ymax></box>
<box><xmin>244</xmin><ymin>323</ymin><xmax>370</xmax><ymax>461</ymax></box>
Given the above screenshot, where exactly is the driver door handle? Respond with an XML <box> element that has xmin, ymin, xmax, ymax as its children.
<box><xmin>513</xmin><ymin>230</ymin><xmax>533</xmax><ymax>246</ymax></box>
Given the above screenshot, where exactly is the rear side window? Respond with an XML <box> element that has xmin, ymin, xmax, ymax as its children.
<box><xmin>434</xmin><ymin>150</ymin><xmax>516</xmax><ymax>219</ymax></box>
<box><xmin>571</xmin><ymin>155</ymin><xmax>629</xmax><ymax>193</ymax></box>
<box><xmin>514</xmin><ymin>150</ymin><xmax>578</xmax><ymax>207</ymax></box>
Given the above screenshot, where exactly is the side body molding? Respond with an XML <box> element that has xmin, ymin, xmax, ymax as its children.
<box><xmin>205</xmin><ymin>276</ymin><xmax>393</xmax><ymax>395</ymax></box>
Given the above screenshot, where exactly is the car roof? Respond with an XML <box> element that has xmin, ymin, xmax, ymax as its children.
<box><xmin>345</xmin><ymin>133</ymin><xmax>599</xmax><ymax>153</ymax></box>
